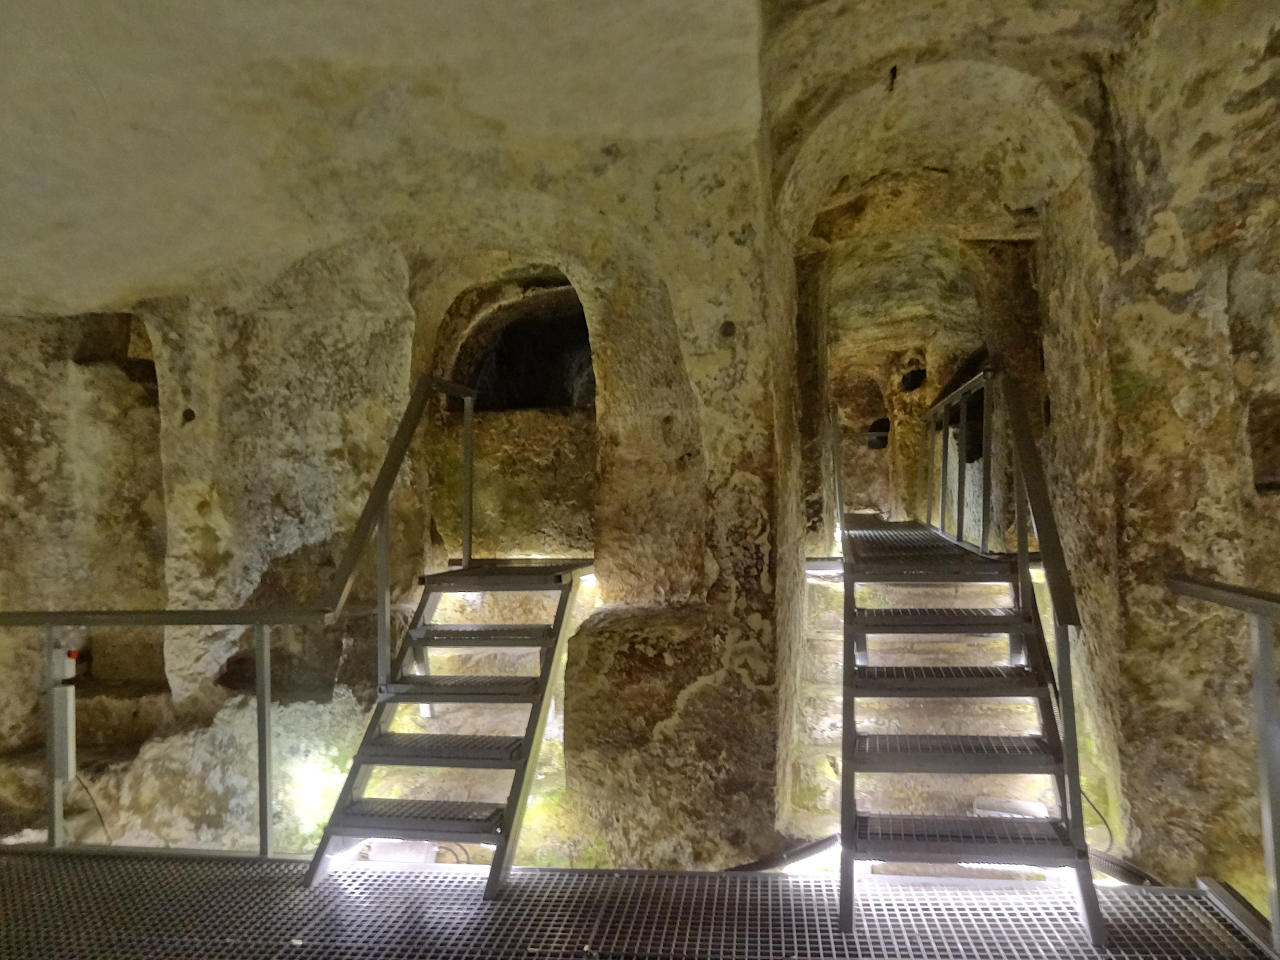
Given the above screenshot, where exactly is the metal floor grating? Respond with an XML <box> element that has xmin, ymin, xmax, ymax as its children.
<box><xmin>1</xmin><ymin>850</ymin><xmax>1272</xmax><ymax>960</ymax></box>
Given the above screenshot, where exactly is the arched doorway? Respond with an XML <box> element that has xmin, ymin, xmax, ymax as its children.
<box><xmin>427</xmin><ymin>267</ymin><xmax>596</xmax><ymax>562</ymax></box>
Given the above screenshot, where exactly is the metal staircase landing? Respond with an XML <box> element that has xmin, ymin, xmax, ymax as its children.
<box><xmin>305</xmin><ymin>559</ymin><xmax>592</xmax><ymax>897</ymax></box>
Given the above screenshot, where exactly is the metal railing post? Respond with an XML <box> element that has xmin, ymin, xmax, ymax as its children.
<box><xmin>981</xmin><ymin>378</ymin><xmax>993</xmax><ymax>551</ymax></box>
<box><xmin>44</xmin><ymin>627</ymin><xmax>68</xmax><ymax>849</ymax></box>
<box><xmin>254</xmin><ymin>623</ymin><xmax>272</xmax><ymax>858</ymax></box>
<box><xmin>376</xmin><ymin>503</ymin><xmax>392</xmax><ymax>694</ymax></box>
<box><xmin>916</xmin><ymin>417</ymin><xmax>928</xmax><ymax>522</ymax></box>
<box><xmin>957</xmin><ymin>395</ymin><xmax>969</xmax><ymax>544</ymax></box>
<box><xmin>829</xmin><ymin>404</ymin><xmax>839</xmax><ymax>545</ymax></box>
<box><xmin>1057</xmin><ymin>621</ymin><xmax>1087</xmax><ymax>849</ymax></box>
<box><xmin>925</xmin><ymin>413</ymin><xmax>936</xmax><ymax>527</ymax></box>
<box><xmin>939</xmin><ymin>406</ymin><xmax>951</xmax><ymax>535</ymax></box>
<box><xmin>1013</xmin><ymin>467</ymin><xmax>1031</xmax><ymax>668</ymax></box>
<box><xmin>1168</xmin><ymin>576</ymin><xmax>1280</xmax><ymax>946</ymax></box>
<box><xmin>461</xmin><ymin>395</ymin><xmax>475</xmax><ymax>569</ymax></box>
<box><xmin>1250</xmin><ymin>612</ymin><xmax>1280</xmax><ymax>949</ymax></box>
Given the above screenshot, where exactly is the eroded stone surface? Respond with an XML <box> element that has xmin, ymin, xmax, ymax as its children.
<box><xmin>566</xmin><ymin>604</ymin><xmax>781</xmax><ymax>868</ymax></box>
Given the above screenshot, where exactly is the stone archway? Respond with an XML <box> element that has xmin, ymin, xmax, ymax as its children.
<box><xmin>769</xmin><ymin>59</ymin><xmax>1128</xmax><ymax>843</ymax></box>
<box><xmin>403</xmin><ymin>203</ymin><xmax>708</xmax><ymax>605</ymax></box>
<box><xmin>422</xmin><ymin>267</ymin><xmax>597</xmax><ymax>562</ymax></box>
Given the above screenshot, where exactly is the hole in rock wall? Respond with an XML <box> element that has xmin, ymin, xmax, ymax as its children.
<box><xmin>900</xmin><ymin>367</ymin><xmax>927</xmax><ymax>392</ymax></box>
<box><xmin>71</xmin><ymin>314</ymin><xmax>158</xmax><ymax>404</ymax></box>
<box><xmin>1249</xmin><ymin>395</ymin><xmax>1280</xmax><ymax>494</ymax></box>
<box><xmin>867</xmin><ymin>417</ymin><xmax>890</xmax><ymax>450</ymax></box>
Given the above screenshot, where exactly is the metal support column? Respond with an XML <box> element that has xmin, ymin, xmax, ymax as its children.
<box><xmin>461</xmin><ymin>395</ymin><xmax>475</xmax><ymax>569</ymax></box>
<box><xmin>1250</xmin><ymin>613</ymin><xmax>1280</xmax><ymax>953</ymax></box>
<box><xmin>839</xmin><ymin>557</ymin><xmax>861</xmax><ymax>933</ymax></box>
<box><xmin>981</xmin><ymin>381</ymin><xmax>993</xmax><ymax>551</ymax></box>
<box><xmin>1012</xmin><ymin>468</ymin><xmax>1031</xmax><ymax>667</ymax></box>
<box><xmin>255</xmin><ymin>623</ymin><xmax>273</xmax><ymax>858</ymax></box>
<box><xmin>956</xmin><ymin>395</ymin><xmax>969</xmax><ymax>544</ymax></box>
<box><xmin>925</xmin><ymin>413</ymin><xmax>936</xmax><ymax>527</ymax></box>
<box><xmin>43</xmin><ymin>628</ymin><xmax>68</xmax><ymax>849</ymax></box>
<box><xmin>939</xmin><ymin>406</ymin><xmax>951</xmax><ymax>536</ymax></box>
<box><xmin>376</xmin><ymin>504</ymin><xmax>392</xmax><ymax>695</ymax></box>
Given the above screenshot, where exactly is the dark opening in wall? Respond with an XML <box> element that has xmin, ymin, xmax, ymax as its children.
<box><xmin>1249</xmin><ymin>395</ymin><xmax>1280</xmax><ymax>494</ymax></box>
<box><xmin>450</xmin><ymin>285</ymin><xmax>594</xmax><ymax>412</ymax></box>
<box><xmin>900</xmin><ymin>367</ymin><xmax>926</xmax><ymax>393</ymax></box>
<box><xmin>867</xmin><ymin>417</ymin><xmax>890</xmax><ymax>450</ymax></box>
<box><xmin>71</xmin><ymin>313</ymin><xmax>158</xmax><ymax>404</ymax></box>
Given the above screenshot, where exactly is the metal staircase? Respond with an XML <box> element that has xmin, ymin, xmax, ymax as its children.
<box><xmin>305</xmin><ymin>559</ymin><xmax>591</xmax><ymax>896</ymax></box>
<box><xmin>831</xmin><ymin>367</ymin><xmax>1107</xmax><ymax>947</ymax></box>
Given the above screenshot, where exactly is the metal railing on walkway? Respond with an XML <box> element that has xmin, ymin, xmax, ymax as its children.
<box><xmin>919</xmin><ymin>367</ymin><xmax>994</xmax><ymax>551</ymax></box>
<box><xmin>0</xmin><ymin>374</ymin><xmax>478</xmax><ymax>857</ymax></box>
<box><xmin>1169</xmin><ymin>575</ymin><xmax>1280</xmax><ymax>952</ymax></box>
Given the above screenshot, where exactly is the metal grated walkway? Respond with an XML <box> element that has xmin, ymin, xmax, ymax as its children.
<box><xmin>1</xmin><ymin>850</ymin><xmax>1273</xmax><ymax>960</ymax></box>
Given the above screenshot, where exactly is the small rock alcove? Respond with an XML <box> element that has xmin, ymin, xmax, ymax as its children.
<box><xmin>429</xmin><ymin>270</ymin><xmax>597</xmax><ymax>561</ymax></box>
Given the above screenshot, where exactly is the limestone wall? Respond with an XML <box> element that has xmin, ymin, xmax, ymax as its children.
<box><xmin>763</xmin><ymin>0</ymin><xmax>1280</xmax><ymax>910</ymax></box>
<box><xmin>0</xmin><ymin>320</ymin><xmax>167</xmax><ymax>750</ymax></box>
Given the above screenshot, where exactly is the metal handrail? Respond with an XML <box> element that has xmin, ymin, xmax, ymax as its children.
<box><xmin>323</xmin><ymin>374</ymin><xmax>475</xmax><ymax>620</ymax></box>
<box><xmin>925</xmin><ymin>368</ymin><xmax>988</xmax><ymax>417</ymax></box>
<box><xmin>997</xmin><ymin>370</ymin><xmax>1080</xmax><ymax>625</ymax></box>
<box><xmin>2</xmin><ymin>373</ymin><xmax>478</xmax><ymax>857</ymax></box>
<box><xmin>1169</xmin><ymin>574</ymin><xmax>1279</xmax><ymax>948</ymax></box>
<box><xmin>995</xmin><ymin>366</ymin><xmax>1091</xmax><ymax>858</ymax></box>
<box><xmin>1169</xmin><ymin>575</ymin><xmax>1280</xmax><ymax>620</ymax></box>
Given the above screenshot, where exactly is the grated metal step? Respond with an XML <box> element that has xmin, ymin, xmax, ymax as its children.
<box><xmin>852</xmin><ymin>665</ymin><xmax>1044</xmax><ymax>698</ymax></box>
<box><xmin>385</xmin><ymin>675</ymin><xmax>540</xmax><ymax>703</ymax></box>
<box><xmin>410</xmin><ymin>624</ymin><xmax>555</xmax><ymax>647</ymax></box>
<box><xmin>852</xmin><ymin>607</ymin><xmax>1029</xmax><ymax>633</ymax></box>
<box><xmin>842</xmin><ymin>518</ymin><xmax>1017</xmax><ymax>584</ymax></box>
<box><xmin>359</xmin><ymin>732</ymin><xmax>525</xmax><ymax>769</ymax></box>
<box><xmin>852</xmin><ymin>734</ymin><xmax>1061</xmax><ymax>773</ymax></box>
<box><xmin>420</xmin><ymin>560</ymin><xmax>590</xmax><ymax>592</ymax></box>
<box><xmin>845</xmin><ymin>561</ymin><xmax>1017</xmax><ymax>584</ymax></box>
<box><xmin>853</xmin><ymin>813</ymin><xmax>1077</xmax><ymax>865</ymax></box>
<box><xmin>330</xmin><ymin>798</ymin><xmax>505</xmax><ymax>842</ymax></box>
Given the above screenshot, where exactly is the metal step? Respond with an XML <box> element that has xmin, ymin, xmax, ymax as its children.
<box><xmin>852</xmin><ymin>734</ymin><xmax>1061</xmax><ymax>773</ymax></box>
<box><xmin>409</xmin><ymin>624</ymin><xmax>555</xmax><ymax>647</ymax></box>
<box><xmin>328</xmin><ymin>798</ymin><xmax>505</xmax><ymax>842</ymax></box>
<box><xmin>842</xmin><ymin>518</ymin><xmax>1017</xmax><ymax>584</ymax></box>
<box><xmin>852</xmin><ymin>607</ymin><xmax>1029</xmax><ymax>633</ymax></box>
<box><xmin>852</xmin><ymin>813</ymin><xmax>1077</xmax><ymax>865</ymax></box>
<box><xmin>384</xmin><ymin>675</ymin><xmax>540</xmax><ymax>703</ymax></box>
<box><xmin>852</xmin><ymin>665</ymin><xmax>1044</xmax><ymax>698</ymax></box>
<box><xmin>358</xmin><ymin>733</ymin><xmax>525</xmax><ymax>769</ymax></box>
<box><xmin>420</xmin><ymin>560</ymin><xmax>590</xmax><ymax>592</ymax></box>
<box><xmin>845</xmin><ymin>561</ymin><xmax>1017</xmax><ymax>584</ymax></box>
